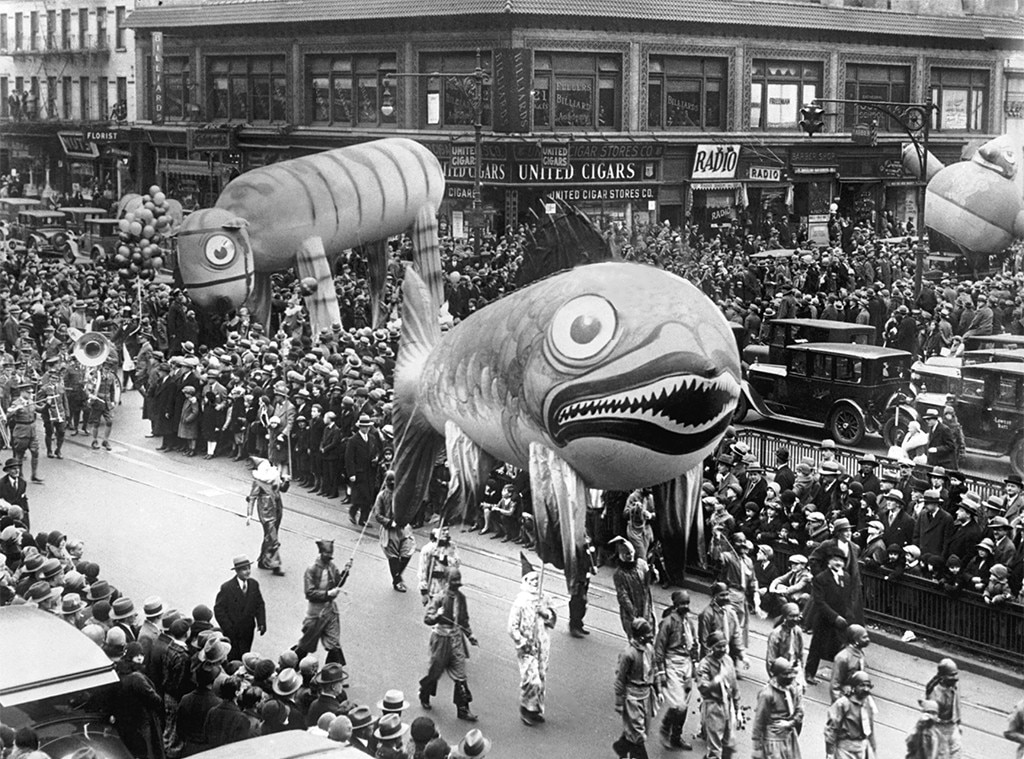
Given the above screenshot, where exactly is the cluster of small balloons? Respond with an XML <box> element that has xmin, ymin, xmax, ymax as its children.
<box><xmin>113</xmin><ymin>185</ymin><xmax>173</xmax><ymax>280</ymax></box>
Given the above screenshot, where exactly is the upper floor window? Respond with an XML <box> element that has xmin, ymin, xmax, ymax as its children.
<box><xmin>308</xmin><ymin>53</ymin><xmax>395</xmax><ymax>127</ymax></box>
<box><xmin>96</xmin><ymin>7</ymin><xmax>106</xmax><ymax>46</ymax></box>
<box><xmin>164</xmin><ymin>56</ymin><xmax>191</xmax><ymax>120</ymax></box>
<box><xmin>29</xmin><ymin>12</ymin><xmax>38</xmax><ymax>50</ymax></box>
<box><xmin>78</xmin><ymin>8</ymin><xmax>88</xmax><ymax>49</ymax></box>
<box><xmin>647</xmin><ymin>55</ymin><xmax>726</xmax><ymax>130</ymax></box>
<box><xmin>533</xmin><ymin>52</ymin><xmax>620</xmax><ymax>130</ymax></box>
<box><xmin>60</xmin><ymin>10</ymin><xmax>70</xmax><ymax>49</ymax></box>
<box><xmin>843</xmin><ymin>64</ymin><xmax>909</xmax><ymax>131</ymax></box>
<box><xmin>930</xmin><ymin>67</ymin><xmax>987</xmax><ymax>132</ymax></box>
<box><xmin>750</xmin><ymin>59</ymin><xmax>822</xmax><ymax>130</ymax></box>
<box><xmin>0</xmin><ymin>15</ymin><xmax>7</xmax><ymax>52</ymax></box>
<box><xmin>14</xmin><ymin>13</ymin><xmax>22</xmax><ymax>50</ymax></box>
<box><xmin>419</xmin><ymin>51</ymin><xmax>491</xmax><ymax>128</ymax></box>
<box><xmin>114</xmin><ymin>6</ymin><xmax>125</xmax><ymax>49</ymax></box>
<box><xmin>208</xmin><ymin>56</ymin><xmax>287</xmax><ymax>123</ymax></box>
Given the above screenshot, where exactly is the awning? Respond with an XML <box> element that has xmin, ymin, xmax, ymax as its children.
<box><xmin>690</xmin><ymin>181</ymin><xmax>742</xmax><ymax>191</ymax></box>
<box><xmin>838</xmin><ymin>176</ymin><xmax>882</xmax><ymax>183</ymax></box>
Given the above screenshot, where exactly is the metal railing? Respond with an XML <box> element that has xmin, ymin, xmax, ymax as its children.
<box><xmin>689</xmin><ymin>536</ymin><xmax>1024</xmax><ymax>666</ymax></box>
<box><xmin>734</xmin><ymin>429</ymin><xmax>1007</xmax><ymax>502</ymax></box>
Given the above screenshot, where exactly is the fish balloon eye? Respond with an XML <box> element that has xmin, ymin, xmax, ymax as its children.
<box><xmin>548</xmin><ymin>295</ymin><xmax>617</xmax><ymax>363</ymax></box>
<box><xmin>204</xmin><ymin>234</ymin><xmax>237</xmax><ymax>267</ymax></box>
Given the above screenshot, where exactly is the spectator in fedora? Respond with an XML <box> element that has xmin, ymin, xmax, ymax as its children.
<box><xmin>214</xmin><ymin>554</ymin><xmax>267</xmax><ymax>660</ymax></box>
<box><xmin>804</xmin><ymin>546</ymin><xmax>853</xmax><ymax>684</ymax></box>
<box><xmin>272</xmin><ymin>668</ymin><xmax>307</xmax><ymax>730</ymax></box>
<box><xmin>305</xmin><ymin>663</ymin><xmax>349</xmax><ymax>728</ymax></box>
<box><xmin>373</xmin><ymin>713</ymin><xmax>409</xmax><ymax>759</ymax></box>
<box><xmin>1003</xmin><ymin>474</ymin><xmax>1024</xmax><ymax>528</ymax></box>
<box><xmin>948</xmin><ymin>494</ymin><xmax>984</xmax><ymax>561</ymax></box>
<box><xmin>345</xmin><ymin>414</ymin><xmax>382</xmax><ymax>525</ymax></box>
<box><xmin>346</xmin><ymin>705</ymin><xmax>374</xmax><ymax>754</ymax></box>
<box><xmin>880</xmin><ymin>489</ymin><xmax>915</xmax><ymax>548</ymax></box>
<box><xmin>915</xmin><ymin>489</ymin><xmax>955</xmax><ymax>559</ymax></box>
<box><xmin>924</xmin><ymin>408</ymin><xmax>957</xmax><ymax>470</ymax></box>
<box><xmin>110</xmin><ymin>597</ymin><xmax>139</xmax><ymax>642</ymax></box>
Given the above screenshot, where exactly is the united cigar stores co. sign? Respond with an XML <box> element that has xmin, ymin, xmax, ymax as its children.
<box><xmin>692</xmin><ymin>144</ymin><xmax>741</xmax><ymax>180</ymax></box>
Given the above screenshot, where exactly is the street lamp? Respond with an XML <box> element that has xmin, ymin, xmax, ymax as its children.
<box><xmin>381</xmin><ymin>49</ymin><xmax>489</xmax><ymax>249</ymax></box>
<box><xmin>811</xmin><ymin>97</ymin><xmax>939</xmax><ymax>298</ymax></box>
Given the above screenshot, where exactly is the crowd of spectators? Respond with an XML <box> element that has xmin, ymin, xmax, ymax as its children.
<box><xmin>0</xmin><ymin>508</ymin><xmax>490</xmax><ymax>759</ymax></box>
<box><xmin>1</xmin><ymin>205</ymin><xmax>1023</xmax><ymax>654</ymax></box>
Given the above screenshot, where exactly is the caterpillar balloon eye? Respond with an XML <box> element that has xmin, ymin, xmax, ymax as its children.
<box><xmin>204</xmin><ymin>234</ymin><xmax>237</xmax><ymax>267</ymax></box>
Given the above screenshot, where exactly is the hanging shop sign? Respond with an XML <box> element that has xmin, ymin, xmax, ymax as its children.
<box><xmin>692</xmin><ymin>144</ymin><xmax>740</xmax><ymax>180</ymax></box>
<box><xmin>152</xmin><ymin>32</ymin><xmax>164</xmax><ymax>126</ymax></box>
<box><xmin>748</xmin><ymin>166</ymin><xmax>782</xmax><ymax>182</ymax></box>
<box><xmin>58</xmin><ymin>132</ymin><xmax>99</xmax><ymax>160</ymax></box>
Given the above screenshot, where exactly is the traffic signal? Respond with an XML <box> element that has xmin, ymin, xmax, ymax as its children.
<box><xmin>798</xmin><ymin>103</ymin><xmax>825</xmax><ymax>136</ymax></box>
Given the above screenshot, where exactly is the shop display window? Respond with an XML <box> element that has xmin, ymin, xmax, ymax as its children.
<box><xmin>750</xmin><ymin>59</ymin><xmax>821</xmax><ymax>130</ymax></box>
<box><xmin>307</xmin><ymin>53</ymin><xmax>395</xmax><ymax>127</ymax></box>
<box><xmin>930</xmin><ymin>67</ymin><xmax>987</xmax><ymax>132</ymax></box>
<box><xmin>163</xmin><ymin>57</ymin><xmax>190</xmax><ymax>121</ymax></box>
<box><xmin>532</xmin><ymin>52</ymin><xmax>620</xmax><ymax>130</ymax></box>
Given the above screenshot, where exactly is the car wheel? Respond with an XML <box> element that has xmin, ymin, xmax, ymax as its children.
<box><xmin>881</xmin><ymin>416</ymin><xmax>908</xmax><ymax>448</ymax></box>
<box><xmin>732</xmin><ymin>393</ymin><xmax>748</xmax><ymax>423</ymax></box>
<box><xmin>1010</xmin><ymin>438</ymin><xmax>1024</xmax><ymax>480</ymax></box>
<box><xmin>828</xmin><ymin>405</ymin><xmax>865</xmax><ymax>447</ymax></box>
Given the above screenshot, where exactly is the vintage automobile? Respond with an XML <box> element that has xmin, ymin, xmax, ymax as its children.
<box><xmin>0</xmin><ymin>198</ymin><xmax>43</xmax><ymax>248</ymax></box>
<box><xmin>744</xmin><ymin>318</ymin><xmax>876</xmax><ymax>365</ymax></box>
<box><xmin>0</xmin><ymin>606</ymin><xmax>131</xmax><ymax>759</ymax></box>
<box><xmin>59</xmin><ymin>206</ymin><xmax>109</xmax><ymax>234</ymax></box>
<box><xmin>888</xmin><ymin>361</ymin><xmax>1024</xmax><ymax>477</ymax></box>
<box><xmin>733</xmin><ymin>341</ymin><xmax>914</xmax><ymax>446</ymax></box>
<box><xmin>962</xmin><ymin>333</ymin><xmax>1024</xmax><ymax>352</ymax></box>
<box><xmin>191</xmin><ymin>730</ymin><xmax>365</xmax><ymax>759</ymax></box>
<box><xmin>8</xmin><ymin>209</ymin><xmax>76</xmax><ymax>262</ymax></box>
<box><xmin>79</xmin><ymin>217</ymin><xmax>122</xmax><ymax>264</ymax></box>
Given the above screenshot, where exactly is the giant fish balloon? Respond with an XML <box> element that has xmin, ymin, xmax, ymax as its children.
<box><xmin>174</xmin><ymin>138</ymin><xmax>445</xmax><ymax>333</ymax></box>
<box><xmin>393</xmin><ymin>261</ymin><xmax>742</xmax><ymax>589</ymax></box>
<box><xmin>904</xmin><ymin>136</ymin><xmax>1024</xmax><ymax>261</ymax></box>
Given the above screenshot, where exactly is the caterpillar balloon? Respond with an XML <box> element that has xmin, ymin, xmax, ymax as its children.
<box><xmin>174</xmin><ymin>137</ymin><xmax>445</xmax><ymax>334</ymax></box>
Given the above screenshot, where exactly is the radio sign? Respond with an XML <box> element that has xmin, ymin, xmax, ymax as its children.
<box><xmin>748</xmin><ymin>166</ymin><xmax>781</xmax><ymax>182</ymax></box>
<box><xmin>693</xmin><ymin>144</ymin><xmax>740</xmax><ymax>180</ymax></box>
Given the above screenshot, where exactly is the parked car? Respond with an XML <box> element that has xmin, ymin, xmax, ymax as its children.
<box><xmin>734</xmin><ymin>341</ymin><xmax>914</xmax><ymax>446</ymax></box>
<box><xmin>888</xmin><ymin>361</ymin><xmax>1024</xmax><ymax>477</ymax></box>
<box><xmin>962</xmin><ymin>333</ymin><xmax>1024</xmax><ymax>352</ymax></box>
<box><xmin>80</xmin><ymin>217</ymin><xmax>123</xmax><ymax>264</ymax></box>
<box><xmin>0</xmin><ymin>606</ymin><xmax>130</xmax><ymax>759</ymax></box>
<box><xmin>59</xmin><ymin>206</ymin><xmax>110</xmax><ymax>234</ymax></box>
<box><xmin>191</xmin><ymin>730</ymin><xmax>365</xmax><ymax>759</ymax></box>
<box><xmin>0</xmin><ymin>198</ymin><xmax>43</xmax><ymax>249</ymax></box>
<box><xmin>9</xmin><ymin>210</ymin><xmax>75</xmax><ymax>263</ymax></box>
<box><xmin>744</xmin><ymin>318</ymin><xmax>876</xmax><ymax>365</ymax></box>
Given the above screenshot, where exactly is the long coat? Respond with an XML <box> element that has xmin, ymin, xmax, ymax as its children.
<box><xmin>344</xmin><ymin>432</ymin><xmax>382</xmax><ymax>506</ymax></box>
<box><xmin>213</xmin><ymin>576</ymin><xmax>266</xmax><ymax>660</ymax></box>
<box><xmin>150</xmin><ymin>375</ymin><xmax>178</xmax><ymax>437</ymax></box>
<box><xmin>178</xmin><ymin>396</ymin><xmax>200</xmax><ymax>440</ymax></box>
<box><xmin>803</xmin><ymin>569</ymin><xmax>852</xmax><ymax>663</ymax></box>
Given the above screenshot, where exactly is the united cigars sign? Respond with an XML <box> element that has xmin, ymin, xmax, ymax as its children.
<box><xmin>425</xmin><ymin>141</ymin><xmax>663</xmax><ymax>186</ymax></box>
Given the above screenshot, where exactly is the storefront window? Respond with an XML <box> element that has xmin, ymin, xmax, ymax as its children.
<box><xmin>930</xmin><ymin>67</ymin><xmax>987</xmax><ymax>132</ymax></box>
<box><xmin>750</xmin><ymin>59</ymin><xmax>821</xmax><ymax>130</ymax></box>
<box><xmin>207</xmin><ymin>56</ymin><xmax>287</xmax><ymax>124</ymax></box>
<box><xmin>647</xmin><ymin>55</ymin><xmax>726</xmax><ymax>130</ymax></box>
<box><xmin>843</xmin><ymin>63</ymin><xmax>909</xmax><ymax>131</ymax></box>
<box><xmin>532</xmin><ymin>52</ymin><xmax>621</xmax><ymax>130</ymax></box>
<box><xmin>306</xmin><ymin>54</ymin><xmax>395</xmax><ymax>127</ymax></box>
<box><xmin>419</xmin><ymin>51</ymin><xmax>491</xmax><ymax>129</ymax></box>
<box><xmin>163</xmin><ymin>56</ymin><xmax>190</xmax><ymax>121</ymax></box>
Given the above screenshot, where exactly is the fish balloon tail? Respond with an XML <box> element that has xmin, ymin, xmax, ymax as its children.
<box><xmin>392</xmin><ymin>267</ymin><xmax>445</xmax><ymax>527</ymax></box>
<box><xmin>528</xmin><ymin>443</ymin><xmax>590</xmax><ymax>593</ymax></box>
<box><xmin>653</xmin><ymin>464</ymin><xmax>706</xmax><ymax>582</ymax></box>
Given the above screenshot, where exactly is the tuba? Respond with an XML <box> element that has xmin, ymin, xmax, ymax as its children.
<box><xmin>73</xmin><ymin>332</ymin><xmax>113</xmax><ymax>368</ymax></box>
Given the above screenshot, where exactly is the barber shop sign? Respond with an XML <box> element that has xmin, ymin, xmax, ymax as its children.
<box><xmin>692</xmin><ymin>144</ymin><xmax>741</xmax><ymax>180</ymax></box>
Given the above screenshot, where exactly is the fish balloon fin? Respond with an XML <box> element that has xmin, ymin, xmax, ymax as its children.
<box><xmin>528</xmin><ymin>443</ymin><xmax>590</xmax><ymax>593</ymax></box>
<box><xmin>441</xmin><ymin>421</ymin><xmax>497</xmax><ymax>525</ymax></box>
<box><xmin>355</xmin><ymin>238</ymin><xmax>389</xmax><ymax>329</ymax></box>
<box><xmin>393</xmin><ymin>266</ymin><xmax>443</xmax><ymax>527</ymax></box>
<box><xmin>653</xmin><ymin>464</ymin><xmax>706</xmax><ymax>582</ymax></box>
<box><xmin>246</xmin><ymin>272</ymin><xmax>273</xmax><ymax>333</ymax></box>
<box><xmin>296</xmin><ymin>236</ymin><xmax>343</xmax><ymax>337</ymax></box>
<box><xmin>514</xmin><ymin>201</ymin><xmax>619</xmax><ymax>289</ymax></box>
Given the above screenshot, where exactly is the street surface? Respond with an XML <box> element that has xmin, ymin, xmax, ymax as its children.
<box><xmin>28</xmin><ymin>391</ymin><xmax>1019</xmax><ymax>759</ymax></box>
